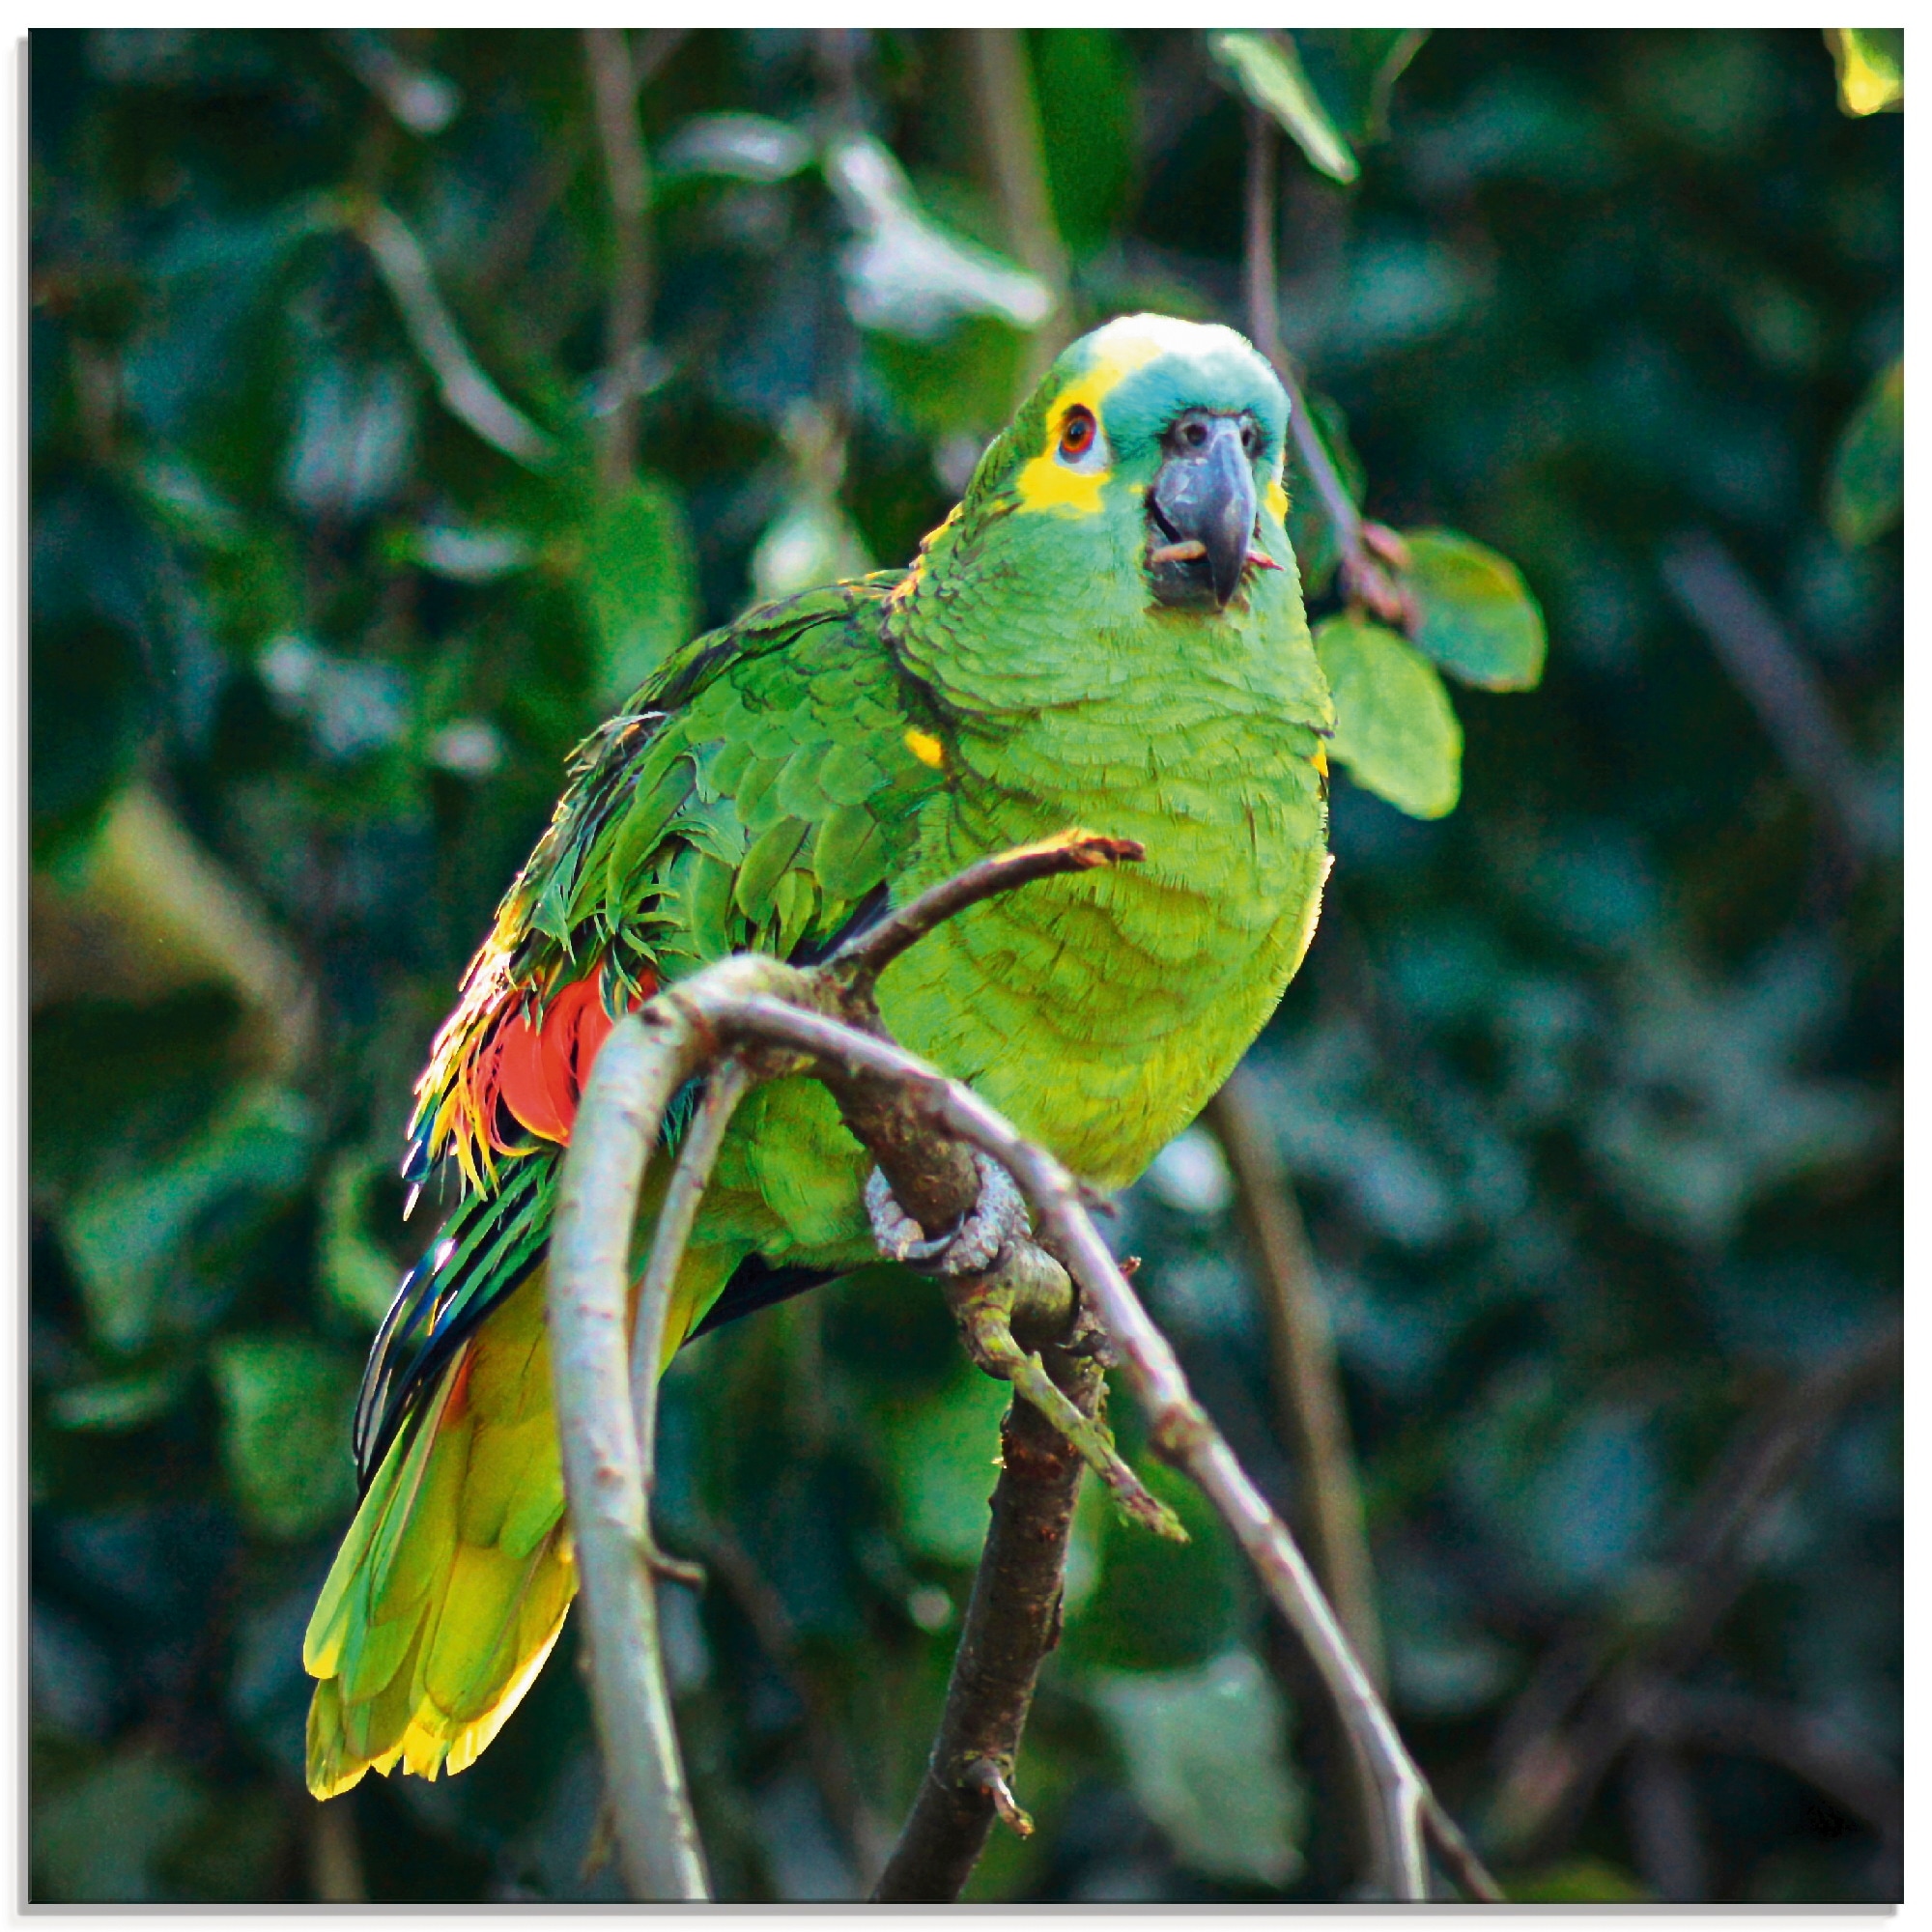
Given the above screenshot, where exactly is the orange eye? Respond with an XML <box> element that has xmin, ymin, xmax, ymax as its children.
<box><xmin>1059</xmin><ymin>406</ymin><xmax>1096</xmax><ymax>459</ymax></box>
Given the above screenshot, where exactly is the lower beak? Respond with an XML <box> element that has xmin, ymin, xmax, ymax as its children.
<box><xmin>1148</xmin><ymin>419</ymin><xmax>1258</xmax><ymax>611</ymax></box>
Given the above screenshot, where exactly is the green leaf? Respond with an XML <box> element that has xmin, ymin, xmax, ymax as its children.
<box><xmin>32</xmin><ymin>1746</ymin><xmax>207</xmax><ymax>1902</ymax></box>
<box><xmin>318</xmin><ymin>1152</ymin><xmax>402</xmax><ymax>1329</ymax></box>
<box><xmin>1031</xmin><ymin>30</ymin><xmax>1137</xmax><ymax>254</ymax></box>
<box><xmin>1317</xmin><ymin>614</ymin><xmax>1463</xmax><ymax>819</ymax></box>
<box><xmin>1825</xmin><ymin>357</ymin><xmax>1903</xmax><ymax>547</ymax></box>
<box><xmin>1404</xmin><ymin>527</ymin><xmax>1548</xmax><ymax>690</ymax></box>
<box><xmin>881</xmin><ymin>1364</ymin><xmax>1011</xmax><ymax>1566</ymax></box>
<box><xmin>210</xmin><ymin>1333</ymin><xmax>360</xmax><ymax>1540</ymax></box>
<box><xmin>1091</xmin><ymin>1649</ymin><xmax>1306</xmax><ymax>1888</ymax></box>
<box><xmin>48</xmin><ymin>1366</ymin><xmax>190</xmax><ymax>1433</ymax></box>
<box><xmin>1209</xmin><ymin>31</ymin><xmax>1359</xmax><ymax>185</ymax></box>
<box><xmin>60</xmin><ymin>1083</ymin><xmax>317</xmax><ymax>1355</ymax></box>
<box><xmin>1825</xmin><ymin>29</ymin><xmax>1903</xmax><ymax>116</ymax></box>
<box><xmin>1063</xmin><ymin>1461</ymin><xmax>1238</xmax><ymax>1671</ymax></box>
<box><xmin>585</xmin><ymin>475</ymin><xmax>697</xmax><ymax>708</ymax></box>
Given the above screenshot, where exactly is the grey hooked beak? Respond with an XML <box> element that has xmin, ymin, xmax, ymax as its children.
<box><xmin>1148</xmin><ymin>412</ymin><xmax>1259</xmax><ymax>611</ymax></box>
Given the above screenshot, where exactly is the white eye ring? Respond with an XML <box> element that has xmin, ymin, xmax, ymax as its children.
<box><xmin>1055</xmin><ymin>410</ymin><xmax>1110</xmax><ymax>473</ymax></box>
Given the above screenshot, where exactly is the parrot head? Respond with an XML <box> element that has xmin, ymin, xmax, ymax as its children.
<box><xmin>960</xmin><ymin>312</ymin><xmax>1294</xmax><ymax>615</ymax></box>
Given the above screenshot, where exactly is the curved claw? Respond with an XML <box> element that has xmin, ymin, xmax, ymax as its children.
<box><xmin>865</xmin><ymin>1154</ymin><xmax>1027</xmax><ymax>1277</ymax></box>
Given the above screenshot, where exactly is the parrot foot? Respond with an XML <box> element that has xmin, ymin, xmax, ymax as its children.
<box><xmin>865</xmin><ymin>1153</ymin><xmax>1027</xmax><ymax>1276</ymax></box>
<box><xmin>955</xmin><ymin>1299</ymin><xmax>1187</xmax><ymax>1543</ymax></box>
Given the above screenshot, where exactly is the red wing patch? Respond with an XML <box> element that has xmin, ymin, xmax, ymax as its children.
<box><xmin>417</xmin><ymin>959</ymin><xmax>654</xmax><ymax>1190</ymax></box>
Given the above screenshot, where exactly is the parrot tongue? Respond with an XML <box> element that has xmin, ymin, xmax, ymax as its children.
<box><xmin>1147</xmin><ymin>412</ymin><xmax>1258</xmax><ymax>611</ymax></box>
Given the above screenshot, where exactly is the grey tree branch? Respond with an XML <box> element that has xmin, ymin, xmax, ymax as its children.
<box><xmin>691</xmin><ymin>989</ymin><xmax>1439</xmax><ymax>1900</ymax></box>
<box><xmin>582</xmin><ymin>28</ymin><xmax>654</xmax><ymax>491</ymax></box>
<box><xmin>549</xmin><ymin>1011</ymin><xmax>713</xmax><ymax>1901</ymax></box>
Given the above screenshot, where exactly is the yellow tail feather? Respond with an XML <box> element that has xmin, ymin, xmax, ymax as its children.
<box><xmin>304</xmin><ymin>1242</ymin><xmax>739</xmax><ymax>1799</ymax></box>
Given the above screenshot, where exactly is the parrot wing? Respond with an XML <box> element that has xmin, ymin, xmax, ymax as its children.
<box><xmin>350</xmin><ymin>569</ymin><xmax>942</xmax><ymax>1492</ymax></box>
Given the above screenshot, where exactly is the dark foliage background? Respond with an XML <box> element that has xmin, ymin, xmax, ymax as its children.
<box><xmin>29</xmin><ymin>28</ymin><xmax>1900</xmax><ymax>1905</ymax></box>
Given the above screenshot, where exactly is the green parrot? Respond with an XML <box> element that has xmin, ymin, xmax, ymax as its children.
<box><xmin>303</xmin><ymin>312</ymin><xmax>1334</xmax><ymax>1798</ymax></box>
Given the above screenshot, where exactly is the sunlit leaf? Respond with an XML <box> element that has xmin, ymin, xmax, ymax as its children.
<box><xmin>1825</xmin><ymin>29</ymin><xmax>1903</xmax><ymax>116</ymax></box>
<box><xmin>1404</xmin><ymin>527</ymin><xmax>1548</xmax><ymax>690</ymax></box>
<box><xmin>1209</xmin><ymin>31</ymin><xmax>1359</xmax><ymax>185</ymax></box>
<box><xmin>211</xmin><ymin>1333</ymin><xmax>359</xmax><ymax>1540</ymax></box>
<box><xmin>585</xmin><ymin>474</ymin><xmax>698</xmax><ymax>706</ymax></box>
<box><xmin>1316</xmin><ymin>614</ymin><xmax>1463</xmax><ymax>819</ymax></box>
<box><xmin>1825</xmin><ymin>357</ymin><xmax>1902</xmax><ymax>547</ymax></box>
<box><xmin>661</xmin><ymin>111</ymin><xmax>813</xmax><ymax>182</ymax></box>
<box><xmin>48</xmin><ymin>1366</ymin><xmax>190</xmax><ymax>1433</ymax></box>
<box><xmin>1091</xmin><ymin>1649</ymin><xmax>1305</xmax><ymax>1888</ymax></box>
<box><xmin>824</xmin><ymin>134</ymin><xmax>1053</xmax><ymax>339</ymax></box>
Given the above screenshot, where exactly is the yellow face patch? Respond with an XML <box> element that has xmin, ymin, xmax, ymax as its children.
<box><xmin>1264</xmin><ymin>477</ymin><xmax>1290</xmax><ymax>523</ymax></box>
<box><xmin>904</xmin><ymin>728</ymin><xmax>945</xmax><ymax>769</ymax></box>
<box><xmin>1012</xmin><ymin>331</ymin><xmax>1170</xmax><ymax>519</ymax></box>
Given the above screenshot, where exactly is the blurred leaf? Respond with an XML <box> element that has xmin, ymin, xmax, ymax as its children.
<box><xmin>1316</xmin><ymin>614</ymin><xmax>1463</xmax><ymax>819</ymax></box>
<box><xmin>60</xmin><ymin>1082</ymin><xmax>317</xmax><ymax>1355</ymax></box>
<box><xmin>824</xmin><ymin>134</ymin><xmax>1053</xmax><ymax>339</ymax></box>
<box><xmin>1293</xmin><ymin>30</ymin><xmax>1432</xmax><ymax>144</ymax></box>
<box><xmin>881</xmin><ymin>1364</ymin><xmax>1010</xmax><ymax>1567</ymax></box>
<box><xmin>1031</xmin><ymin>30</ymin><xmax>1136</xmax><ymax>254</ymax></box>
<box><xmin>29</xmin><ymin>615</ymin><xmax>153</xmax><ymax>862</ymax></box>
<box><xmin>584</xmin><ymin>475</ymin><xmax>698</xmax><ymax>707</ymax></box>
<box><xmin>319</xmin><ymin>1151</ymin><xmax>403</xmax><ymax>1328</ymax></box>
<box><xmin>1210</xmin><ymin>31</ymin><xmax>1359</xmax><ymax>185</ymax></box>
<box><xmin>33</xmin><ymin>1745</ymin><xmax>207</xmax><ymax>1901</ymax></box>
<box><xmin>211</xmin><ymin>1333</ymin><xmax>359</xmax><ymax>1539</ymax></box>
<box><xmin>1064</xmin><ymin>1461</ymin><xmax>1237</xmax><ymax>1671</ymax></box>
<box><xmin>1825</xmin><ymin>357</ymin><xmax>1902</xmax><ymax>546</ymax></box>
<box><xmin>1091</xmin><ymin>1648</ymin><xmax>1304</xmax><ymax>1889</ymax></box>
<box><xmin>753</xmin><ymin>492</ymin><xmax>871</xmax><ymax>601</ymax></box>
<box><xmin>48</xmin><ymin>1365</ymin><xmax>190</xmax><ymax>1433</ymax></box>
<box><xmin>865</xmin><ymin>317</ymin><xmax>1029</xmax><ymax>442</ymax></box>
<box><xmin>1510</xmin><ymin>1858</ymin><xmax>1651</xmax><ymax>1903</ymax></box>
<box><xmin>1404</xmin><ymin>527</ymin><xmax>1548</xmax><ymax>690</ymax></box>
<box><xmin>1825</xmin><ymin>29</ymin><xmax>1903</xmax><ymax>116</ymax></box>
<box><xmin>156</xmin><ymin>1784</ymin><xmax>292</xmax><ymax>1901</ymax></box>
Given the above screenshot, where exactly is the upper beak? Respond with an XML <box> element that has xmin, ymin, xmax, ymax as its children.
<box><xmin>1147</xmin><ymin>415</ymin><xmax>1258</xmax><ymax>611</ymax></box>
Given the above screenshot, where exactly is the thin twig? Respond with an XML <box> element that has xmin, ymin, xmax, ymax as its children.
<box><xmin>1659</xmin><ymin>529</ymin><xmax>1869</xmax><ymax>870</ymax></box>
<box><xmin>582</xmin><ymin>29</ymin><xmax>654</xmax><ymax>491</ymax></box>
<box><xmin>355</xmin><ymin>199</ymin><xmax>555</xmax><ymax>469</ymax></box>
<box><xmin>1203</xmin><ymin>1066</ymin><xmax>1395</xmax><ymax>1892</ymax></box>
<box><xmin>549</xmin><ymin>1011</ymin><xmax>713</xmax><ymax>1901</ymax></box>
<box><xmin>1241</xmin><ymin>104</ymin><xmax>1411</xmax><ymax>628</ymax></box>
<box><xmin>696</xmin><ymin>1519</ymin><xmax>895</xmax><ymax>1886</ymax></box>
<box><xmin>1487</xmin><ymin>1313</ymin><xmax>1902</xmax><ymax>1860</ymax></box>
<box><xmin>830</xmin><ymin>830</ymin><xmax>1144</xmax><ymax>998</ymax></box>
